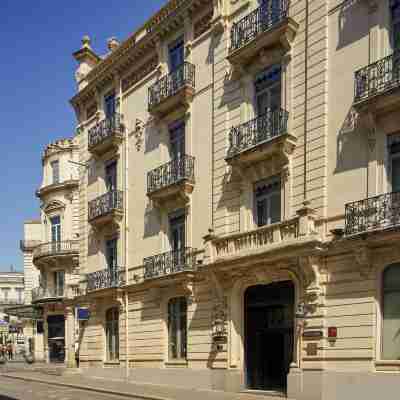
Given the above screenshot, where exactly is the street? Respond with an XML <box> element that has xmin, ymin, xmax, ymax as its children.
<box><xmin>0</xmin><ymin>376</ymin><xmax>139</xmax><ymax>400</ymax></box>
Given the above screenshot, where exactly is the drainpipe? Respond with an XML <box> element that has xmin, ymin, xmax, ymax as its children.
<box><xmin>119</xmin><ymin>75</ymin><xmax>130</xmax><ymax>381</ymax></box>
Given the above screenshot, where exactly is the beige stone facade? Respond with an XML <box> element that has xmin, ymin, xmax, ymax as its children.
<box><xmin>20</xmin><ymin>0</ymin><xmax>400</xmax><ymax>398</ymax></box>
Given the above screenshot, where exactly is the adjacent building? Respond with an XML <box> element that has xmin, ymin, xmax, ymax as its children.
<box><xmin>20</xmin><ymin>0</ymin><xmax>400</xmax><ymax>399</ymax></box>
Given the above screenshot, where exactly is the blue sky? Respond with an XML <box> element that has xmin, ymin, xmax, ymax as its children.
<box><xmin>0</xmin><ymin>1</ymin><xmax>165</xmax><ymax>271</ymax></box>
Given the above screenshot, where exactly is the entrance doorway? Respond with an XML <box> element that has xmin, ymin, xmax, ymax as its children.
<box><xmin>47</xmin><ymin>315</ymin><xmax>65</xmax><ymax>363</ymax></box>
<box><xmin>244</xmin><ymin>281</ymin><xmax>294</xmax><ymax>392</ymax></box>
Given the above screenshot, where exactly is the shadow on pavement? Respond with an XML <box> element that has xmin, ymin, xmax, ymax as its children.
<box><xmin>0</xmin><ymin>396</ymin><xmax>18</xmax><ymax>400</ymax></box>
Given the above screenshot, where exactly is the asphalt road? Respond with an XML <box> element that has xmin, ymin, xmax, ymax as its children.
<box><xmin>0</xmin><ymin>376</ymin><xmax>138</xmax><ymax>400</ymax></box>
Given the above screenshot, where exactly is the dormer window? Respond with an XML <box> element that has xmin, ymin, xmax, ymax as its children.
<box><xmin>254</xmin><ymin>176</ymin><xmax>281</xmax><ymax>227</ymax></box>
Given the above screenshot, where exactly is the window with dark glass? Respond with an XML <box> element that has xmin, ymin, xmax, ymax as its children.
<box><xmin>51</xmin><ymin>160</ymin><xmax>60</xmax><ymax>184</ymax></box>
<box><xmin>105</xmin><ymin>161</ymin><xmax>117</xmax><ymax>192</ymax></box>
<box><xmin>168</xmin><ymin>297</ymin><xmax>187</xmax><ymax>360</ymax></box>
<box><xmin>170</xmin><ymin>121</ymin><xmax>185</xmax><ymax>160</ymax></box>
<box><xmin>254</xmin><ymin>176</ymin><xmax>281</xmax><ymax>227</ymax></box>
<box><xmin>391</xmin><ymin>0</ymin><xmax>400</xmax><ymax>50</ymax></box>
<box><xmin>50</xmin><ymin>216</ymin><xmax>61</xmax><ymax>252</ymax></box>
<box><xmin>382</xmin><ymin>264</ymin><xmax>400</xmax><ymax>360</ymax></box>
<box><xmin>260</xmin><ymin>0</ymin><xmax>282</xmax><ymax>25</ymax></box>
<box><xmin>255</xmin><ymin>65</ymin><xmax>281</xmax><ymax>116</ymax></box>
<box><xmin>168</xmin><ymin>37</ymin><xmax>184</xmax><ymax>72</ymax></box>
<box><xmin>389</xmin><ymin>134</ymin><xmax>400</xmax><ymax>192</ymax></box>
<box><xmin>104</xmin><ymin>93</ymin><xmax>116</xmax><ymax>119</ymax></box>
<box><xmin>54</xmin><ymin>271</ymin><xmax>65</xmax><ymax>297</ymax></box>
<box><xmin>106</xmin><ymin>238</ymin><xmax>118</xmax><ymax>273</ymax></box>
<box><xmin>106</xmin><ymin>307</ymin><xmax>119</xmax><ymax>361</ymax></box>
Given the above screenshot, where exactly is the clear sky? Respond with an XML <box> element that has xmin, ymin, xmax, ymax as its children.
<box><xmin>0</xmin><ymin>0</ymin><xmax>165</xmax><ymax>272</ymax></box>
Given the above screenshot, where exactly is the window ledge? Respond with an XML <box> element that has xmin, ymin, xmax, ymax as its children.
<box><xmin>165</xmin><ymin>360</ymin><xmax>188</xmax><ymax>367</ymax></box>
<box><xmin>104</xmin><ymin>361</ymin><xmax>120</xmax><ymax>366</ymax></box>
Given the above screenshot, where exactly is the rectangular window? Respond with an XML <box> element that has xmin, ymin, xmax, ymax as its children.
<box><xmin>391</xmin><ymin>0</ymin><xmax>400</xmax><ymax>50</ymax></box>
<box><xmin>16</xmin><ymin>288</ymin><xmax>23</xmax><ymax>304</ymax></box>
<box><xmin>51</xmin><ymin>160</ymin><xmax>60</xmax><ymax>184</ymax></box>
<box><xmin>169</xmin><ymin>121</ymin><xmax>185</xmax><ymax>160</ymax></box>
<box><xmin>170</xmin><ymin>210</ymin><xmax>186</xmax><ymax>268</ymax></box>
<box><xmin>104</xmin><ymin>93</ymin><xmax>116</xmax><ymax>119</ymax></box>
<box><xmin>168</xmin><ymin>297</ymin><xmax>187</xmax><ymax>360</ymax></box>
<box><xmin>54</xmin><ymin>271</ymin><xmax>65</xmax><ymax>297</ymax></box>
<box><xmin>106</xmin><ymin>238</ymin><xmax>118</xmax><ymax>271</ymax></box>
<box><xmin>105</xmin><ymin>161</ymin><xmax>117</xmax><ymax>191</ymax></box>
<box><xmin>2</xmin><ymin>289</ymin><xmax>10</xmax><ymax>302</ymax></box>
<box><xmin>169</xmin><ymin>37</ymin><xmax>184</xmax><ymax>72</ymax></box>
<box><xmin>389</xmin><ymin>134</ymin><xmax>400</xmax><ymax>192</ymax></box>
<box><xmin>50</xmin><ymin>216</ymin><xmax>61</xmax><ymax>245</ymax></box>
<box><xmin>254</xmin><ymin>176</ymin><xmax>281</xmax><ymax>227</ymax></box>
<box><xmin>255</xmin><ymin>64</ymin><xmax>281</xmax><ymax>116</ymax></box>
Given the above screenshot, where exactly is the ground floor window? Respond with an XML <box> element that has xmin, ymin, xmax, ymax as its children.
<box><xmin>168</xmin><ymin>297</ymin><xmax>187</xmax><ymax>360</ymax></box>
<box><xmin>382</xmin><ymin>264</ymin><xmax>400</xmax><ymax>360</ymax></box>
<box><xmin>106</xmin><ymin>307</ymin><xmax>119</xmax><ymax>361</ymax></box>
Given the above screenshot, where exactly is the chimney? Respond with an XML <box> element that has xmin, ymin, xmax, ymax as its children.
<box><xmin>73</xmin><ymin>35</ymin><xmax>101</xmax><ymax>90</ymax></box>
<box><xmin>107</xmin><ymin>37</ymin><xmax>120</xmax><ymax>52</ymax></box>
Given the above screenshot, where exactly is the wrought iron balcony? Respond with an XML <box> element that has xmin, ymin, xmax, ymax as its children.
<box><xmin>148</xmin><ymin>62</ymin><xmax>195</xmax><ymax>116</ymax></box>
<box><xmin>147</xmin><ymin>155</ymin><xmax>195</xmax><ymax>202</ymax></box>
<box><xmin>143</xmin><ymin>247</ymin><xmax>197</xmax><ymax>280</ymax></box>
<box><xmin>226</xmin><ymin>109</ymin><xmax>289</xmax><ymax>162</ymax></box>
<box><xmin>31</xmin><ymin>286</ymin><xmax>65</xmax><ymax>303</ymax></box>
<box><xmin>88</xmin><ymin>190</ymin><xmax>124</xmax><ymax>226</ymax></box>
<box><xmin>354</xmin><ymin>51</ymin><xmax>400</xmax><ymax>108</ymax></box>
<box><xmin>33</xmin><ymin>240</ymin><xmax>79</xmax><ymax>264</ymax></box>
<box><xmin>230</xmin><ymin>1</ymin><xmax>290</xmax><ymax>52</ymax></box>
<box><xmin>345</xmin><ymin>191</ymin><xmax>400</xmax><ymax>236</ymax></box>
<box><xmin>86</xmin><ymin>267</ymin><xmax>125</xmax><ymax>292</ymax></box>
<box><xmin>88</xmin><ymin>113</ymin><xmax>124</xmax><ymax>155</ymax></box>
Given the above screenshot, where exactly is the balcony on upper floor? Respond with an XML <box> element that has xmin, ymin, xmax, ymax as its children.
<box><xmin>143</xmin><ymin>247</ymin><xmax>197</xmax><ymax>281</ymax></box>
<box><xmin>228</xmin><ymin>1</ymin><xmax>298</xmax><ymax>68</ymax></box>
<box><xmin>36</xmin><ymin>180</ymin><xmax>78</xmax><ymax>199</ymax></box>
<box><xmin>88</xmin><ymin>190</ymin><xmax>124</xmax><ymax>228</ymax></box>
<box><xmin>147</xmin><ymin>155</ymin><xmax>195</xmax><ymax>207</ymax></box>
<box><xmin>344</xmin><ymin>191</ymin><xmax>400</xmax><ymax>237</ymax></box>
<box><xmin>86</xmin><ymin>267</ymin><xmax>125</xmax><ymax>293</ymax></box>
<box><xmin>354</xmin><ymin>50</ymin><xmax>400</xmax><ymax>115</ymax></box>
<box><xmin>226</xmin><ymin>109</ymin><xmax>295</xmax><ymax>167</ymax></box>
<box><xmin>31</xmin><ymin>286</ymin><xmax>65</xmax><ymax>304</ymax></box>
<box><xmin>88</xmin><ymin>113</ymin><xmax>124</xmax><ymax>156</ymax></box>
<box><xmin>148</xmin><ymin>62</ymin><xmax>195</xmax><ymax>118</ymax></box>
<box><xmin>32</xmin><ymin>240</ymin><xmax>79</xmax><ymax>268</ymax></box>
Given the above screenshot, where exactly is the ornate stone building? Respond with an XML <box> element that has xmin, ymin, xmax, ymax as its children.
<box><xmin>22</xmin><ymin>0</ymin><xmax>400</xmax><ymax>398</ymax></box>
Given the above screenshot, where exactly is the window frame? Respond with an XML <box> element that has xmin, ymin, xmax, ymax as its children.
<box><xmin>167</xmin><ymin>296</ymin><xmax>187</xmax><ymax>362</ymax></box>
<box><xmin>50</xmin><ymin>160</ymin><xmax>60</xmax><ymax>185</ymax></box>
<box><xmin>105</xmin><ymin>307</ymin><xmax>120</xmax><ymax>362</ymax></box>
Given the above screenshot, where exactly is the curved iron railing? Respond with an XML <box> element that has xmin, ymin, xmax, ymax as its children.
<box><xmin>86</xmin><ymin>267</ymin><xmax>125</xmax><ymax>292</ymax></box>
<box><xmin>227</xmin><ymin>109</ymin><xmax>289</xmax><ymax>158</ymax></box>
<box><xmin>88</xmin><ymin>190</ymin><xmax>123</xmax><ymax>221</ymax></box>
<box><xmin>230</xmin><ymin>1</ymin><xmax>290</xmax><ymax>52</ymax></box>
<box><xmin>32</xmin><ymin>286</ymin><xmax>65</xmax><ymax>302</ymax></box>
<box><xmin>148</xmin><ymin>62</ymin><xmax>195</xmax><ymax>110</ymax></box>
<box><xmin>33</xmin><ymin>240</ymin><xmax>79</xmax><ymax>260</ymax></box>
<box><xmin>147</xmin><ymin>155</ymin><xmax>195</xmax><ymax>194</ymax></box>
<box><xmin>143</xmin><ymin>247</ymin><xmax>197</xmax><ymax>280</ymax></box>
<box><xmin>354</xmin><ymin>50</ymin><xmax>400</xmax><ymax>103</ymax></box>
<box><xmin>345</xmin><ymin>191</ymin><xmax>400</xmax><ymax>236</ymax></box>
<box><xmin>88</xmin><ymin>113</ymin><xmax>124</xmax><ymax>150</ymax></box>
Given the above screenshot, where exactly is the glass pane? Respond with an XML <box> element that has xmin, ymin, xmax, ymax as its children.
<box><xmin>270</xmin><ymin>193</ymin><xmax>281</xmax><ymax>224</ymax></box>
<box><xmin>392</xmin><ymin>157</ymin><xmax>400</xmax><ymax>192</ymax></box>
<box><xmin>382</xmin><ymin>290</ymin><xmax>400</xmax><ymax>360</ymax></box>
<box><xmin>104</xmin><ymin>94</ymin><xmax>116</xmax><ymax>119</ymax></box>
<box><xmin>51</xmin><ymin>161</ymin><xmax>60</xmax><ymax>184</ymax></box>
<box><xmin>256</xmin><ymin>199</ymin><xmax>267</xmax><ymax>227</ymax></box>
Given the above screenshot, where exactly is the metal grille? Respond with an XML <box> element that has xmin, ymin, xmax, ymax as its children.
<box><xmin>33</xmin><ymin>240</ymin><xmax>79</xmax><ymax>260</ymax></box>
<box><xmin>345</xmin><ymin>191</ymin><xmax>400</xmax><ymax>236</ymax></box>
<box><xmin>143</xmin><ymin>247</ymin><xmax>197</xmax><ymax>280</ymax></box>
<box><xmin>148</xmin><ymin>62</ymin><xmax>195</xmax><ymax>110</ymax></box>
<box><xmin>230</xmin><ymin>1</ymin><xmax>290</xmax><ymax>52</ymax></box>
<box><xmin>86</xmin><ymin>267</ymin><xmax>125</xmax><ymax>292</ymax></box>
<box><xmin>147</xmin><ymin>155</ymin><xmax>195</xmax><ymax>194</ymax></box>
<box><xmin>88</xmin><ymin>113</ymin><xmax>124</xmax><ymax>150</ymax></box>
<box><xmin>227</xmin><ymin>109</ymin><xmax>289</xmax><ymax>158</ymax></box>
<box><xmin>88</xmin><ymin>190</ymin><xmax>123</xmax><ymax>221</ymax></box>
<box><xmin>32</xmin><ymin>286</ymin><xmax>65</xmax><ymax>302</ymax></box>
<box><xmin>354</xmin><ymin>51</ymin><xmax>400</xmax><ymax>102</ymax></box>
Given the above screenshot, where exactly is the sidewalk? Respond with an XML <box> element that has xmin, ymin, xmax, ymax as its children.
<box><xmin>0</xmin><ymin>369</ymin><xmax>293</xmax><ymax>400</ymax></box>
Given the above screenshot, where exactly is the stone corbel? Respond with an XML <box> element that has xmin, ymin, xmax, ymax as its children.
<box><xmin>296</xmin><ymin>201</ymin><xmax>317</xmax><ymax>237</ymax></box>
<box><xmin>203</xmin><ymin>228</ymin><xmax>217</xmax><ymax>264</ymax></box>
<box><xmin>354</xmin><ymin>244</ymin><xmax>374</xmax><ymax>278</ymax></box>
<box><xmin>181</xmin><ymin>274</ymin><xmax>196</xmax><ymax>304</ymax></box>
<box><xmin>298</xmin><ymin>255</ymin><xmax>321</xmax><ymax>295</ymax></box>
<box><xmin>133</xmin><ymin>118</ymin><xmax>144</xmax><ymax>151</ymax></box>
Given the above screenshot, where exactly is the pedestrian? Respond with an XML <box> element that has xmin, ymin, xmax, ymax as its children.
<box><xmin>0</xmin><ymin>344</ymin><xmax>5</xmax><ymax>359</ymax></box>
<box><xmin>7</xmin><ymin>342</ymin><xmax>12</xmax><ymax>360</ymax></box>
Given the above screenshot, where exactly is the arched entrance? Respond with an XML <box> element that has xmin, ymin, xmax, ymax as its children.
<box><xmin>244</xmin><ymin>281</ymin><xmax>295</xmax><ymax>392</ymax></box>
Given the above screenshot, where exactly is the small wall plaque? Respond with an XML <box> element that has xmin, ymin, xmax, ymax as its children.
<box><xmin>303</xmin><ymin>330</ymin><xmax>323</xmax><ymax>339</ymax></box>
<box><xmin>306</xmin><ymin>342</ymin><xmax>318</xmax><ymax>356</ymax></box>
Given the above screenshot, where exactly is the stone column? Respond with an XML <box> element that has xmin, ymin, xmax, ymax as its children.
<box><xmin>65</xmin><ymin>306</ymin><xmax>77</xmax><ymax>369</ymax></box>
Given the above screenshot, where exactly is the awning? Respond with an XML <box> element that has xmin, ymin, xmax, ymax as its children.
<box><xmin>4</xmin><ymin>305</ymin><xmax>42</xmax><ymax>320</ymax></box>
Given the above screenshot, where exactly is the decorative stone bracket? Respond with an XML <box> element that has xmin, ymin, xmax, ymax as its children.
<box><xmin>354</xmin><ymin>244</ymin><xmax>374</xmax><ymax>278</ymax></box>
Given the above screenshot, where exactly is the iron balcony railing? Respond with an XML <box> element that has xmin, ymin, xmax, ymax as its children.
<box><xmin>32</xmin><ymin>286</ymin><xmax>65</xmax><ymax>302</ymax></box>
<box><xmin>148</xmin><ymin>62</ymin><xmax>195</xmax><ymax>110</ymax></box>
<box><xmin>86</xmin><ymin>267</ymin><xmax>125</xmax><ymax>292</ymax></box>
<box><xmin>88</xmin><ymin>190</ymin><xmax>123</xmax><ymax>222</ymax></box>
<box><xmin>227</xmin><ymin>108</ymin><xmax>289</xmax><ymax>158</ymax></box>
<box><xmin>147</xmin><ymin>155</ymin><xmax>195</xmax><ymax>194</ymax></box>
<box><xmin>354</xmin><ymin>50</ymin><xmax>400</xmax><ymax>103</ymax></box>
<box><xmin>88</xmin><ymin>113</ymin><xmax>124</xmax><ymax>150</ymax></box>
<box><xmin>230</xmin><ymin>0</ymin><xmax>290</xmax><ymax>52</ymax></box>
<box><xmin>345</xmin><ymin>191</ymin><xmax>400</xmax><ymax>236</ymax></box>
<box><xmin>33</xmin><ymin>240</ymin><xmax>79</xmax><ymax>260</ymax></box>
<box><xmin>143</xmin><ymin>247</ymin><xmax>197</xmax><ymax>280</ymax></box>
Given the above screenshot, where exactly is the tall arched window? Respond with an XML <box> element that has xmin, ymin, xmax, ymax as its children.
<box><xmin>106</xmin><ymin>307</ymin><xmax>119</xmax><ymax>361</ymax></box>
<box><xmin>382</xmin><ymin>264</ymin><xmax>400</xmax><ymax>360</ymax></box>
<box><xmin>168</xmin><ymin>297</ymin><xmax>187</xmax><ymax>360</ymax></box>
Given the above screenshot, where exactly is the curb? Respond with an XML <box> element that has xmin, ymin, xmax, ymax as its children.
<box><xmin>0</xmin><ymin>373</ymin><xmax>173</xmax><ymax>400</ymax></box>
